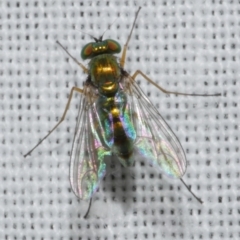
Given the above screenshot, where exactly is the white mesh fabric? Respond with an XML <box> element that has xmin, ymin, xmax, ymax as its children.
<box><xmin>0</xmin><ymin>0</ymin><xmax>238</xmax><ymax>239</ymax></box>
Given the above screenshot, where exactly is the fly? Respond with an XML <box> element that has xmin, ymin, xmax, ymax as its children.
<box><xmin>24</xmin><ymin>7</ymin><xmax>221</xmax><ymax>218</ymax></box>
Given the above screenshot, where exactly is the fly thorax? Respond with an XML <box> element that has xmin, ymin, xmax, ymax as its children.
<box><xmin>89</xmin><ymin>54</ymin><xmax>121</xmax><ymax>96</ymax></box>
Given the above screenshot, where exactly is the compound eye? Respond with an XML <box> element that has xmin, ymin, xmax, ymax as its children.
<box><xmin>81</xmin><ymin>43</ymin><xmax>93</xmax><ymax>60</ymax></box>
<box><xmin>107</xmin><ymin>40</ymin><xmax>121</xmax><ymax>52</ymax></box>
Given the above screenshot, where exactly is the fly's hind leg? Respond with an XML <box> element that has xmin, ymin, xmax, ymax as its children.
<box><xmin>131</xmin><ymin>70</ymin><xmax>221</xmax><ymax>97</ymax></box>
<box><xmin>120</xmin><ymin>7</ymin><xmax>142</xmax><ymax>69</ymax></box>
<box><xmin>24</xmin><ymin>87</ymin><xmax>83</xmax><ymax>157</ymax></box>
<box><xmin>180</xmin><ymin>178</ymin><xmax>203</xmax><ymax>204</ymax></box>
<box><xmin>130</xmin><ymin>69</ymin><xmax>220</xmax><ymax>204</ymax></box>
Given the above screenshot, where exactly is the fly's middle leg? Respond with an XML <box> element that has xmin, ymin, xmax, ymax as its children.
<box><xmin>24</xmin><ymin>86</ymin><xmax>83</xmax><ymax>157</ymax></box>
<box><xmin>131</xmin><ymin>70</ymin><xmax>221</xmax><ymax>97</ymax></box>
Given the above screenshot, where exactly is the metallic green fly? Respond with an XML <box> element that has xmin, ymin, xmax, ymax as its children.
<box><xmin>24</xmin><ymin>7</ymin><xmax>221</xmax><ymax>218</ymax></box>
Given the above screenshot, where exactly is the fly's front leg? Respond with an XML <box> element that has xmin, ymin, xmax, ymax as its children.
<box><xmin>120</xmin><ymin>7</ymin><xmax>141</xmax><ymax>68</ymax></box>
<box><xmin>24</xmin><ymin>87</ymin><xmax>83</xmax><ymax>157</ymax></box>
<box><xmin>56</xmin><ymin>41</ymin><xmax>88</xmax><ymax>74</ymax></box>
<box><xmin>131</xmin><ymin>70</ymin><xmax>221</xmax><ymax>97</ymax></box>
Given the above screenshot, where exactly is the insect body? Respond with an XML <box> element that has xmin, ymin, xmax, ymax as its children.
<box><xmin>73</xmin><ymin>41</ymin><xmax>138</xmax><ymax>199</ymax></box>
<box><xmin>24</xmin><ymin>7</ymin><xmax>220</xmax><ymax>217</ymax></box>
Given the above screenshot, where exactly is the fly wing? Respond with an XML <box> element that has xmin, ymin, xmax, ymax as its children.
<box><xmin>69</xmin><ymin>85</ymin><xmax>110</xmax><ymax>199</ymax></box>
<box><xmin>123</xmin><ymin>75</ymin><xmax>187</xmax><ymax>178</ymax></box>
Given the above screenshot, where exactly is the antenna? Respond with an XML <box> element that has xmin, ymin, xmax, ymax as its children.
<box><xmin>73</xmin><ymin>26</ymin><xmax>98</xmax><ymax>42</ymax></box>
<box><xmin>99</xmin><ymin>18</ymin><xmax>118</xmax><ymax>41</ymax></box>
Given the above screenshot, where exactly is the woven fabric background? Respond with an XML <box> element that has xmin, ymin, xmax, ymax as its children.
<box><xmin>0</xmin><ymin>0</ymin><xmax>238</xmax><ymax>239</ymax></box>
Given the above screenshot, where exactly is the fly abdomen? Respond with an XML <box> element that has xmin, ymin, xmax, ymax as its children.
<box><xmin>111</xmin><ymin>107</ymin><xmax>134</xmax><ymax>161</ymax></box>
<box><xmin>96</xmin><ymin>91</ymin><xmax>136</xmax><ymax>166</ymax></box>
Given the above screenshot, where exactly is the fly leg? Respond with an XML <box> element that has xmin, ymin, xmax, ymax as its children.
<box><xmin>83</xmin><ymin>198</ymin><xmax>92</xmax><ymax>219</ymax></box>
<box><xmin>24</xmin><ymin>39</ymin><xmax>88</xmax><ymax>157</ymax></box>
<box><xmin>131</xmin><ymin>69</ymin><xmax>222</xmax><ymax>204</ymax></box>
<box><xmin>56</xmin><ymin>41</ymin><xmax>88</xmax><ymax>74</ymax></box>
<box><xmin>120</xmin><ymin>7</ymin><xmax>141</xmax><ymax>68</ymax></box>
<box><xmin>131</xmin><ymin>70</ymin><xmax>221</xmax><ymax>97</ymax></box>
<box><xmin>24</xmin><ymin>86</ymin><xmax>83</xmax><ymax>157</ymax></box>
<box><xmin>180</xmin><ymin>178</ymin><xmax>203</xmax><ymax>204</ymax></box>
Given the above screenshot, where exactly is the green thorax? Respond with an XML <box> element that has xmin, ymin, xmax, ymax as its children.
<box><xmin>89</xmin><ymin>54</ymin><xmax>121</xmax><ymax>96</ymax></box>
<box><xmin>81</xmin><ymin>39</ymin><xmax>122</xmax><ymax>97</ymax></box>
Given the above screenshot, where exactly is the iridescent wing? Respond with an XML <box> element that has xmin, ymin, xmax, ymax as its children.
<box><xmin>123</xmin><ymin>74</ymin><xmax>187</xmax><ymax>178</ymax></box>
<box><xmin>69</xmin><ymin>85</ymin><xmax>111</xmax><ymax>199</ymax></box>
